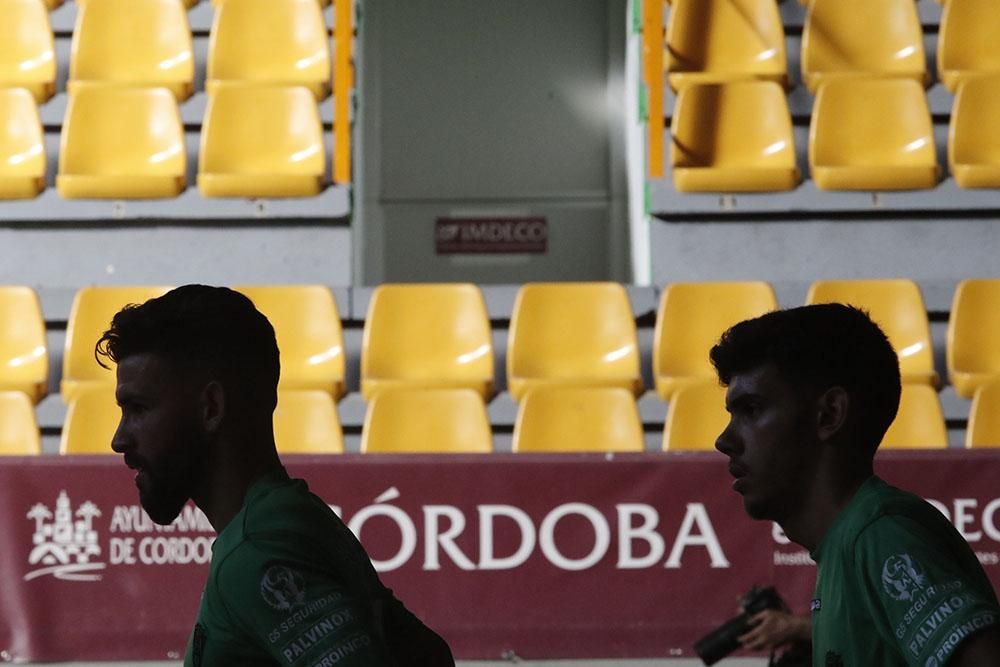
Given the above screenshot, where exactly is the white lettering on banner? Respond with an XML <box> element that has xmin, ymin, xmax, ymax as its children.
<box><xmin>539</xmin><ymin>503</ymin><xmax>612</xmax><ymax>571</ymax></box>
<box><xmin>923</xmin><ymin>498</ymin><xmax>1000</xmax><ymax>544</ymax></box>
<box><xmin>347</xmin><ymin>489</ymin><xmax>417</xmax><ymax>572</ymax></box>
<box><xmin>109</xmin><ymin>504</ymin><xmax>212</xmax><ymax>534</ymax></box>
<box><xmin>477</xmin><ymin>505</ymin><xmax>535</xmax><ymax>571</ymax></box>
<box><xmin>617</xmin><ymin>504</ymin><xmax>665</xmax><ymax>569</ymax></box>
<box><xmin>664</xmin><ymin>504</ymin><xmax>730</xmax><ymax>569</ymax></box>
<box><xmin>772</xmin><ymin>523</ymin><xmax>791</xmax><ymax>545</ymax></box>
<box><xmin>138</xmin><ymin>537</ymin><xmax>213</xmax><ymax>565</ymax></box>
<box><xmin>423</xmin><ymin>506</ymin><xmax>475</xmax><ymax>571</ymax></box>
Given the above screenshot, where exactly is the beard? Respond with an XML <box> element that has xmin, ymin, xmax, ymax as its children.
<box><xmin>139</xmin><ymin>427</ymin><xmax>206</xmax><ymax>525</ymax></box>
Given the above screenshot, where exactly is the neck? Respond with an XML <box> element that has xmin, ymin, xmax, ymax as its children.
<box><xmin>192</xmin><ymin>432</ymin><xmax>283</xmax><ymax>534</ymax></box>
<box><xmin>780</xmin><ymin>454</ymin><xmax>873</xmax><ymax>551</ymax></box>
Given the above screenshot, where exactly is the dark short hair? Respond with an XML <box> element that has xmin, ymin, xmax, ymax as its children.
<box><xmin>710</xmin><ymin>303</ymin><xmax>901</xmax><ymax>454</ymax></box>
<box><xmin>95</xmin><ymin>285</ymin><xmax>279</xmax><ymax>410</ymax></box>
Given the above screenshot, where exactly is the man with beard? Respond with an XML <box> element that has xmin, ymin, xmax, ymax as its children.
<box><xmin>97</xmin><ymin>284</ymin><xmax>454</xmax><ymax>667</ymax></box>
<box><xmin>711</xmin><ymin>304</ymin><xmax>1000</xmax><ymax>666</ymax></box>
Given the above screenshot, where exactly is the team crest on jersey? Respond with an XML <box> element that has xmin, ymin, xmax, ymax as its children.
<box><xmin>881</xmin><ymin>553</ymin><xmax>927</xmax><ymax>602</ymax></box>
<box><xmin>260</xmin><ymin>565</ymin><xmax>307</xmax><ymax>612</ymax></box>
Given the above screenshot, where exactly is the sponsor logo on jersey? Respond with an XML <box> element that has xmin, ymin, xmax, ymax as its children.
<box><xmin>261</xmin><ymin>565</ymin><xmax>307</xmax><ymax>612</ymax></box>
<box><xmin>882</xmin><ymin>554</ymin><xmax>927</xmax><ymax>602</ymax></box>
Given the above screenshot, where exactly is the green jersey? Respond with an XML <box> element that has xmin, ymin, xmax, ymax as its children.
<box><xmin>811</xmin><ymin>476</ymin><xmax>999</xmax><ymax>667</ymax></box>
<box><xmin>184</xmin><ymin>468</ymin><xmax>453</xmax><ymax>667</ymax></box>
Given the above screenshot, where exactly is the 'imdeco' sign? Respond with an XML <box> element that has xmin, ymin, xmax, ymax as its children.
<box><xmin>435</xmin><ymin>217</ymin><xmax>548</xmax><ymax>254</ymax></box>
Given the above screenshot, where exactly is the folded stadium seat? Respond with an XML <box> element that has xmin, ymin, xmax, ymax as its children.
<box><xmin>947</xmin><ymin>279</ymin><xmax>1000</xmax><ymax>399</ymax></box>
<box><xmin>361</xmin><ymin>283</ymin><xmax>493</xmax><ymax>400</ymax></box>
<box><xmin>801</xmin><ymin>0</ymin><xmax>927</xmax><ymax>94</ymax></box>
<box><xmin>938</xmin><ymin>0</ymin><xmax>1000</xmax><ymax>93</ymax></box>
<box><xmin>0</xmin><ymin>89</ymin><xmax>45</xmax><ymax>200</ymax></box>
<box><xmin>206</xmin><ymin>0</ymin><xmax>331</xmax><ymax>100</ymax></box>
<box><xmin>512</xmin><ymin>386</ymin><xmax>643</xmax><ymax>453</ymax></box>
<box><xmin>507</xmin><ymin>283</ymin><xmax>643</xmax><ymax>401</ymax></box>
<box><xmin>60</xmin><ymin>385</ymin><xmax>118</xmax><ymax>455</ymax></box>
<box><xmin>806</xmin><ymin>279</ymin><xmax>938</xmax><ymax>387</ymax></box>
<box><xmin>0</xmin><ymin>0</ymin><xmax>56</xmax><ymax>103</ymax></box>
<box><xmin>671</xmin><ymin>81</ymin><xmax>799</xmax><ymax>192</ymax></box>
<box><xmin>198</xmin><ymin>84</ymin><xmax>325</xmax><ymax>198</ymax></box>
<box><xmin>880</xmin><ymin>385</ymin><xmax>948</xmax><ymax>449</ymax></box>
<box><xmin>57</xmin><ymin>86</ymin><xmax>187</xmax><ymax>199</ymax></box>
<box><xmin>360</xmin><ymin>389</ymin><xmax>493</xmax><ymax>454</ymax></box>
<box><xmin>235</xmin><ymin>285</ymin><xmax>346</xmax><ymax>400</ymax></box>
<box><xmin>809</xmin><ymin>78</ymin><xmax>939</xmax><ymax>191</ymax></box>
<box><xmin>662</xmin><ymin>381</ymin><xmax>729</xmax><ymax>452</ymax></box>
<box><xmin>69</xmin><ymin>0</ymin><xmax>195</xmax><ymax>101</ymax></box>
<box><xmin>273</xmin><ymin>390</ymin><xmax>344</xmax><ymax>454</ymax></box>
<box><xmin>61</xmin><ymin>286</ymin><xmax>173</xmax><ymax>403</ymax></box>
<box><xmin>0</xmin><ymin>286</ymin><xmax>47</xmax><ymax>403</ymax></box>
<box><xmin>949</xmin><ymin>75</ymin><xmax>1000</xmax><ymax>189</ymax></box>
<box><xmin>0</xmin><ymin>391</ymin><xmax>40</xmax><ymax>455</ymax></box>
<box><xmin>654</xmin><ymin>281</ymin><xmax>777</xmax><ymax>400</ymax></box>
<box><xmin>665</xmin><ymin>0</ymin><xmax>788</xmax><ymax>91</ymax></box>
<box><xmin>212</xmin><ymin>0</ymin><xmax>331</xmax><ymax>7</ymax></box>
<box><xmin>967</xmin><ymin>381</ymin><xmax>1000</xmax><ymax>448</ymax></box>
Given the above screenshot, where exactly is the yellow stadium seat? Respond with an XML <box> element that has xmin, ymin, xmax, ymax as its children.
<box><xmin>809</xmin><ymin>78</ymin><xmax>939</xmax><ymax>191</ymax></box>
<box><xmin>507</xmin><ymin>283</ymin><xmax>643</xmax><ymax>402</ymax></box>
<box><xmin>361</xmin><ymin>389</ymin><xmax>493</xmax><ymax>454</ymax></box>
<box><xmin>665</xmin><ymin>0</ymin><xmax>788</xmax><ymax>91</ymax></box>
<box><xmin>938</xmin><ymin>0</ymin><xmax>1000</xmax><ymax>93</ymax></box>
<box><xmin>211</xmin><ymin>0</ymin><xmax>330</xmax><ymax>8</ymax></box>
<box><xmin>949</xmin><ymin>75</ymin><xmax>1000</xmax><ymax>189</ymax></box>
<box><xmin>236</xmin><ymin>285</ymin><xmax>345</xmax><ymax>400</ymax></box>
<box><xmin>60</xmin><ymin>385</ymin><xmax>118</xmax><ymax>455</ymax></box>
<box><xmin>947</xmin><ymin>279</ymin><xmax>1000</xmax><ymax>399</ymax></box>
<box><xmin>61</xmin><ymin>286</ymin><xmax>172</xmax><ymax>402</ymax></box>
<box><xmin>0</xmin><ymin>88</ymin><xmax>45</xmax><ymax>200</ymax></box>
<box><xmin>663</xmin><ymin>382</ymin><xmax>728</xmax><ymax>451</ymax></box>
<box><xmin>671</xmin><ymin>81</ymin><xmax>799</xmax><ymax>193</ymax></box>
<box><xmin>0</xmin><ymin>391</ymin><xmax>40</xmax><ymax>455</ymax></box>
<box><xmin>880</xmin><ymin>385</ymin><xmax>948</xmax><ymax>449</ymax></box>
<box><xmin>57</xmin><ymin>86</ymin><xmax>186</xmax><ymax>199</ymax></box>
<box><xmin>198</xmin><ymin>84</ymin><xmax>325</xmax><ymax>198</ymax></box>
<box><xmin>274</xmin><ymin>390</ymin><xmax>343</xmax><ymax>453</ymax></box>
<box><xmin>0</xmin><ymin>0</ymin><xmax>56</xmax><ymax>103</ymax></box>
<box><xmin>0</xmin><ymin>286</ymin><xmax>47</xmax><ymax>403</ymax></box>
<box><xmin>69</xmin><ymin>0</ymin><xmax>194</xmax><ymax>101</ymax></box>
<box><xmin>967</xmin><ymin>381</ymin><xmax>1000</xmax><ymax>448</ymax></box>
<box><xmin>801</xmin><ymin>0</ymin><xmax>927</xmax><ymax>94</ymax></box>
<box><xmin>361</xmin><ymin>284</ymin><xmax>493</xmax><ymax>400</ymax></box>
<box><xmin>512</xmin><ymin>386</ymin><xmax>643</xmax><ymax>453</ymax></box>
<box><xmin>206</xmin><ymin>0</ymin><xmax>331</xmax><ymax>100</ymax></box>
<box><xmin>654</xmin><ymin>281</ymin><xmax>777</xmax><ymax>400</ymax></box>
<box><xmin>806</xmin><ymin>279</ymin><xmax>938</xmax><ymax>387</ymax></box>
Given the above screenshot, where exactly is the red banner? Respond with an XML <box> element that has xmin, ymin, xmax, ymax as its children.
<box><xmin>1</xmin><ymin>452</ymin><xmax>998</xmax><ymax>661</ymax></box>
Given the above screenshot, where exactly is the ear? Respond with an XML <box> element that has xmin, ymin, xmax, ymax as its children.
<box><xmin>816</xmin><ymin>386</ymin><xmax>849</xmax><ymax>443</ymax></box>
<box><xmin>199</xmin><ymin>380</ymin><xmax>226</xmax><ymax>435</ymax></box>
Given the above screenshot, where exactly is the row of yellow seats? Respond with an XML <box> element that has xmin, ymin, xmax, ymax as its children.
<box><xmin>0</xmin><ymin>84</ymin><xmax>327</xmax><ymax>200</ymax></box>
<box><xmin>4</xmin><ymin>0</ymin><xmax>333</xmax><ymax>11</ymax></box>
<box><xmin>8</xmin><ymin>380</ymin><xmax>1000</xmax><ymax>456</ymax></box>
<box><xmin>0</xmin><ymin>0</ymin><xmax>334</xmax><ymax>103</ymax></box>
<box><xmin>672</xmin><ymin>76</ymin><xmax>1000</xmax><ymax>192</ymax></box>
<box><xmin>2</xmin><ymin>279</ymin><xmax>998</xmax><ymax>411</ymax></box>
<box><xmin>665</xmin><ymin>0</ymin><xmax>997</xmax><ymax>95</ymax></box>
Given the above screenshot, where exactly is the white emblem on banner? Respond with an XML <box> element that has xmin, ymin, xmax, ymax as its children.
<box><xmin>24</xmin><ymin>491</ymin><xmax>107</xmax><ymax>582</ymax></box>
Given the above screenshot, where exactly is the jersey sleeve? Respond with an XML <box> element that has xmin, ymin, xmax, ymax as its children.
<box><xmin>853</xmin><ymin>515</ymin><xmax>1000</xmax><ymax>667</ymax></box>
<box><xmin>212</xmin><ymin>540</ymin><xmax>396</xmax><ymax>667</ymax></box>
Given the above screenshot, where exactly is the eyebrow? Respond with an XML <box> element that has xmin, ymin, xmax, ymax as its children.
<box><xmin>725</xmin><ymin>392</ymin><xmax>762</xmax><ymax>412</ymax></box>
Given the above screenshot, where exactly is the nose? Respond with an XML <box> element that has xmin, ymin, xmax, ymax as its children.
<box><xmin>715</xmin><ymin>418</ymin><xmax>737</xmax><ymax>457</ymax></box>
<box><xmin>110</xmin><ymin>418</ymin><xmax>130</xmax><ymax>455</ymax></box>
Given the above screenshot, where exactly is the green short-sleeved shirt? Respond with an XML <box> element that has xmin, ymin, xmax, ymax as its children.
<box><xmin>183</xmin><ymin>468</ymin><xmax>452</xmax><ymax>667</ymax></box>
<box><xmin>811</xmin><ymin>476</ymin><xmax>999</xmax><ymax>667</ymax></box>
